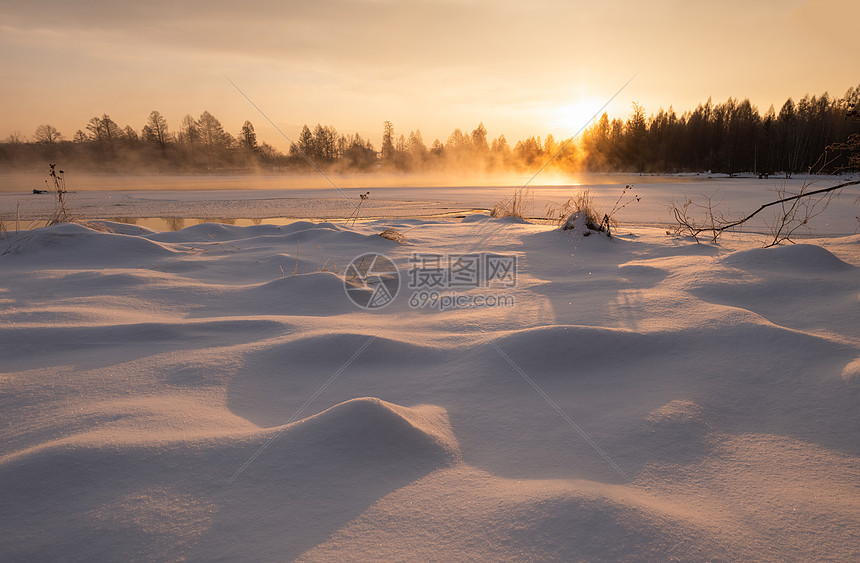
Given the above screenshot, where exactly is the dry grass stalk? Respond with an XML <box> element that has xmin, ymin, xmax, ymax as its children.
<box><xmin>46</xmin><ymin>164</ymin><xmax>73</xmax><ymax>226</ymax></box>
<box><xmin>491</xmin><ymin>189</ymin><xmax>532</xmax><ymax>219</ymax></box>
<box><xmin>547</xmin><ymin>185</ymin><xmax>640</xmax><ymax>238</ymax></box>
<box><xmin>547</xmin><ymin>190</ymin><xmax>602</xmax><ymax>228</ymax></box>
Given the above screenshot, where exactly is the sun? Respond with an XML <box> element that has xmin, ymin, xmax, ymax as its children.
<box><xmin>549</xmin><ymin>100</ymin><xmax>605</xmax><ymax>136</ymax></box>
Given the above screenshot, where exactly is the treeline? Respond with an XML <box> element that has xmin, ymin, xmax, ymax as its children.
<box><xmin>579</xmin><ymin>88</ymin><xmax>860</xmax><ymax>174</ymax></box>
<box><xmin>1</xmin><ymin>111</ymin><xmax>293</xmax><ymax>173</ymax></box>
<box><xmin>2</xmin><ymin>85</ymin><xmax>858</xmax><ymax>175</ymax></box>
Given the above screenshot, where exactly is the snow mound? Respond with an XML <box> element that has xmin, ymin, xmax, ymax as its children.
<box><xmin>1</xmin><ymin>319</ymin><xmax>281</xmax><ymax>365</ymax></box>
<box><xmin>842</xmin><ymin>357</ymin><xmax>860</xmax><ymax>381</ymax></box>
<box><xmin>144</xmin><ymin>222</ymin><xmax>285</xmax><ymax>242</ymax></box>
<box><xmin>617</xmin><ymin>263</ymin><xmax>668</xmax><ymax>285</ymax></box>
<box><xmin>88</xmin><ymin>487</ymin><xmax>217</xmax><ymax>561</ymax></box>
<box><xmin>645</xmin><ymin>399</ymin><xmax>705</xmax><ymax>425</ymax></box>
<box><xmin>637</xmin><ymin>400</ymin><xmax>713</xmax><ymax>462</ymax></box>
<box><xmin>4</xmin><ymin>223</ymin><xmax>179</xmax><ymax>262</ymax></box>
<box><xmin>723</xmin><ymin>244</ymin><xmax>854</xmax><ymax>272</ymax></box>
<box><xmin>254</xmin><ymin>271</ymin><xmax>343</xmax><ymax>294</ymax></box>
<box><xmin>560</xmin><ymin>211</ymin><xmax>609</xmax><ymax>237</ymax></box>
<box><xmin>226</xmin><ymin>333</ymin><xmax>449</xmax><ymax>427</ymax></box>
<box><xmin>460</xmin><ymin>213</ymin><xmax>491</xmax><ymax>223</ymax></box>
<box><xmin>246</xmin><ymin>272</ymin><xmax>358</xmax><ymax>315</ymax></box>
<box><xmin>494</xmin><ymin>215</ymin><xmax>531</xmax><ymax>224</ymax></box>
<box><xmin>475</xmin><ymin>490</ymin><xmax>727</xmax><ymax>561</ymax></box>
<box><xmin>268</xmin><ymin>222</ymin><xmax>385</xmax><ymax>246</ymax></box>
<box><xmin>283</xmin><ymin>397</ymin><xmax>461</xmax><ymax>465</ymax></box>
<box><xmin>38</xmin><ymin>269</ymin><xmax>166</xmax><ymax>294</ymax></box>
<box><xmin>298</xmin><ymin>467</ymin><xmax>731</xmax><ymax>561</ymax></box>
<box><xmin>83</xmin><ymin>220</ymin><xmax>157</xmax><ymax>235</ymax></box>
<box><xmin>230</xmin><ymin>398</ymin><xmax>461</xmax><ymax>489</ymax></box>
<box><xmin>461</xmin><ymin>213</ymin><xmax>529</xmax><ymax>224</ymax></box>
<box><xmin>491</xmin><ymin>325</ymin><xmax>648</xmax><ymax>373</ymax></box>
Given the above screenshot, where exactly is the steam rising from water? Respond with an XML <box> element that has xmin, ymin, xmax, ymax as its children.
<box><xmin>1</xmin><ymin>171</ymin><xmax>590</xmax><ymax>193</ymax></box>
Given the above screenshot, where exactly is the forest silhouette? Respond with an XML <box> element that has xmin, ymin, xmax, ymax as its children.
<box><xmin>3</xmin><ymin>85</ymin><xmax>858</xmax><ymax>177</ymax></box>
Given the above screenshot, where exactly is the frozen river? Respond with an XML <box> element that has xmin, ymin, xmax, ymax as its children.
<box><xmin>1</xmin><ymin>172</ymin><xmax>857</xmax><ymax>235</ymax></box>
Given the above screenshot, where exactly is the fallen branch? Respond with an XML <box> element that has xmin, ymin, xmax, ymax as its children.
<box><xmin>671</xmin><ymin>178</ymin><xmax>860</xmax><ymax>244</ymax></box>
<box><xmin>719</xmin><ymin>179</ymin><xmax>858</xmax><ymax>232</ymax></box>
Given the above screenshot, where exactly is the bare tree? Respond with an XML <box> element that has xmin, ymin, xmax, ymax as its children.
<box><xmin>180</xmin><ymin>114</ymin><xmax>199</xmax><ymax>146</ymax></box>
<box><xmin>313</xmin><ymin>124</ymin><xmax>338</xmax><ymax>161</ymax></box>
<box><xmin>86</xmin><ymin>115</ymin><xmax>121</xmax><ymax>146</ymax></box>
<box><xmin>197</xmin><ymin>111</ymin><xmax>231</xmax><ymax>149</ymax></box>
<box><xmin>144</xmin><ymin>110</ymin><xmax>170</xmax><ymax>154</ymax></box>
<box><xmin>122</xmin><ymin>125</ymin><xmax>139</xmax><ymax>145</ymax></box>
<box><xmin>33</xmin><ymin>124</ymin><xmax>63</xmax><ymax>144</ymax></box>
<box><xmin>196</xmin><ymin>111</ymin><xmax>232</xmax><ymax>169</ymax></box>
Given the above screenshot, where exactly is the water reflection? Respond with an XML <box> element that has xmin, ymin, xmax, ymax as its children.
<box><xmin>6</xmin><ymin>211</ymin><xmax>485</xmax><ymax>233</ymax></box>
<box><xmin>98</xmin><ymin>217</ymin><xmax>355</xmax><ymax>231</ymax></box>
<box><xmin>165</xmin><ymin>218</ymin><xmax>186</xmax><ymax>231</ymax></box>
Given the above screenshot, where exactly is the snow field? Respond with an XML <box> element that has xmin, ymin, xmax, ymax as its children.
<box><xmin>1</xmin><ymin>209</ymin><xmax>858</xmax><ymax>560</ymax></box>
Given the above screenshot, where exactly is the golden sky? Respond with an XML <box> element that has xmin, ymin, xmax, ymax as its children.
<box><xmin>1</xmin><ymin>0</ymin><xmax>857</xmax><ymax>151</ymax></box>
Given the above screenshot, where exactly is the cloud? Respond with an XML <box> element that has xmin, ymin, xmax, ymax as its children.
<box><xmin>2</xmin><ymin>1</ymin><xmax>606</xmax><ymax>72</ymax></box>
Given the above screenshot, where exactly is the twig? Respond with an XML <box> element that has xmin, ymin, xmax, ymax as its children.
<box><xmin>2</xmin><ymin>234</ymin><xmax>34</xmax><ymax>255</ymax></box>
<box><xmin>211</xmin><ymin>242</ymin><xmax>240</xmax><ymax>253</ymax></box>
<box><xmin>671</xmin><ymin>179</ymin><xmax>860</xmax><ymax>243</ymax></box>
<box><xmin>729</xmin><ymin>179</ymin><xmax>859</xmax><ymax>232</ymax></box>
<box><xmin>346</xmin><ymin>199</ymin><xmax>364</xmax><ymax>227</ymax></box>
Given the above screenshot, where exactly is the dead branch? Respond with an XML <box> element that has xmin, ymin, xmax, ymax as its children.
<box><xmin>670</xmin><ymin>178</ymin><xmax>860</xmax><ymax>244</ymax></box>
<box><xmin>728</xmin><ymin>179</ymin><xmax>860</xmax><ymax>232</ymax></box>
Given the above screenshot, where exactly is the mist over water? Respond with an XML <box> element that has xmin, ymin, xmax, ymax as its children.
<box><xmin>0</xmin><ymin>170</ymin><xmax>679</xmax><ymax>193</ymax></box>
<box><xmin>2</xmin><ymin>171</ymin><xmax>857</xmax><ymax>235</ymax></box>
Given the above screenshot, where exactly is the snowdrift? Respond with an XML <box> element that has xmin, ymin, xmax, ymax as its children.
<box><xmin>1</xmin><ymin>219</ymin><xmax>858</xmax><ymax>561</ymax></box>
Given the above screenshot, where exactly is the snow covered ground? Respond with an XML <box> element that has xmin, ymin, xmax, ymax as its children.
<box><xmin>1</xmin><ymin>179</ymin><xmax>859</xmax><ymax>560</ymax></box>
